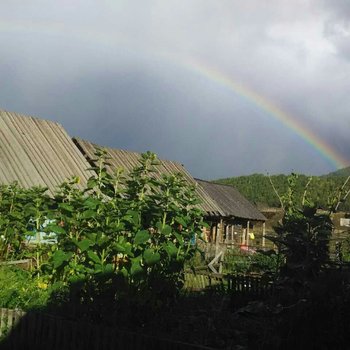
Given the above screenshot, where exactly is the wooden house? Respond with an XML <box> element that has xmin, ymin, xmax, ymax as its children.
<box><xmin>195</xmin><ymin>179</ymin><xmax>267</xmax><ymax>249</ymax></box>
<box><xmin>73</xmin><ymin>138</ymin><xmax>267</xmax><ymax>249</ymax></box>
<box><xmin>0</xmin><ymin>109</ymin><xmax>266</xmax><ymax>252</ymax></box>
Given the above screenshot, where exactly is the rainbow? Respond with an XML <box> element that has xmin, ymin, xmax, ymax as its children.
<box><xmin>171</xmin><ymin>56</ymin><xmax>349</xmax><ymax>169</ymax></box>
<box><xmin>2</xmin><ymin>20</ymin><xmax>349</xmax><ymax>169</ymax></box>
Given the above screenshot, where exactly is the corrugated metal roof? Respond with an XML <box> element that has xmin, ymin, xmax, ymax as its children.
<box><xmin>195</xmin><ymin>179</ymin><xmax>266</xmax><ymax>221</ymax></box>
<box><xmin>73</xmin><ymin>137</ymin><xmax>224</xmax><ymax>216</ymax></box>
<box><xmin>0</xmin><ymin>110</ymin><xmax>93</xmax><ymax>194</ymax></box>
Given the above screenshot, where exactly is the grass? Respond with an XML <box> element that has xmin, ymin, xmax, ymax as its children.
<box><xmin>0</xmin><ymin>266</ymin><xmax>60</xmax><ymax>311</ymax></box>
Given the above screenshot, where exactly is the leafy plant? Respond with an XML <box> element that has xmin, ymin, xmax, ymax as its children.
<box><xmin>37</xmin><ymin>151</ymin><xmax>207</xmax><ymax>306</ymax></box>
<box><xmin>224</xmin><ymin>248</ymin><xmax>280</xmax><ymax>276</ymax></box>
<box><xmin>0</xmin><ymin>150</ymin><xmax>206</xmax><ymax>310</ymax></box>
<box><xmin>269</xmin><ymin>174</ymin><xmax>333</xmax><ymax>283</ymax></box>
<box><xmin>0</xmin><ymin>184</ymin><xmax>52</xmax><ymax>262</ymax></box>
<box><xmin>0</xmin><ymin>266</ymin><xmax>59</xmax><ymax>310</ymax></box>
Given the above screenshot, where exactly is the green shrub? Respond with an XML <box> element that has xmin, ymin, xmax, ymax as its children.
<box><xmin>223</xmin><ymin>249</ymin><xmax>252</xmax><ymax>274</ymax></box>
<box><xmin>0</xmin><ymin>150</ymin><xmax>206</xmax><ymax>308</ymax></box>
<box><xmin>0</xmin><ymin>266</ymin><xmax>61</xmax><ymax>310</ymax></box>
<box><xmin>250</xmin><ymin>250</ymin><xmax>281</xmax><ymax>276</ymax></box>
<box><xmin>224</xmin><ymin>248</ymin><xmax>280</xmax><ymax>276</ymax></box>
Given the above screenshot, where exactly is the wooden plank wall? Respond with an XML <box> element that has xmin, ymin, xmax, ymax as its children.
<box><xmin>0</xmin><ymin>309</ymin><xmax>217</xmax><ymax>350</ymax></box>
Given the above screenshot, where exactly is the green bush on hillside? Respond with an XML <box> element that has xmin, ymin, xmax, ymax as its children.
<box><xmin>216</xmin><ymin>173</ymin><xmax>350</xmax><ymax>211</ymax></box>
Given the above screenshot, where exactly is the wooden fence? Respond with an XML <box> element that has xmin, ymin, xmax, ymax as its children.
<box><xmin>0</xmin><ymin>259</ymin><xmax>32</xmax><ymax>270</ymax></box>
<box><xmin>0</xmin><ymin>309</ymin><xmax>217</xmax><ymax>350</ymax></box>
<box><xmin>183</xmin><ymin>272</ymin><xmax>224</xmax><ymax>291</ymax></box>
<box><xmin>0</xmin><ymin>308</ymin><xmax>26</xmax><ymax>339</ymax></box>
<box><xmin>226</xmin><ymin>275</ymin><xmax>275</xmax><ymax>298</ymax></box>
<box><xmin>184</xmin><ymin>272</ymin><xmax>274</xmax><ymax>297</ymax></box>
<box><xmin>0</xmin><ymin>274</ymin><xmax>274</xmax><ymax>348</ymax></box>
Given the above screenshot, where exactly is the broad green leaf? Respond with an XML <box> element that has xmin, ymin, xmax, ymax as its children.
<box><xmin>86</xmin><ymin>233</ymin><xmax>97</xmax><ymax>242</ymax></box>
<box><xmin>174</xmin><ymin>232</ymin><xmax>184</xmax><ymax>245</ymax></box>
<box><xmin>134</xmin><ymin>230</ymin><xmax>150</xmax><ymax>245</ymax></box>
<box><xmin>120</xmin><ymin>267</ymin><xmax>129</xmax><ymax>277</ymax></box>
<box><xmin>104</xmin><ymin>263</ymin><xmax>114</xmax><ymax>274</ymax></box>
<box><xmin>201</xmin><ymin>222</ymin><xmax>210</xmax><ymax>228</ymax></box>
<box><xmin>124</xmin><ymin>243</ymin><xmax>134</xmax><ymax>257</ymax></box>
<box><xmin>131</xmin><ymin>259</ymin><xmax>143</xmax><ymax>276</ymax></box>
<box><xmin>164</xmin><ymin>242</ymin><xmax>178</xmax><ymax>258</ymax></box>
<box><xmin>114</xmin><ymin>239</ymin><xmax>133</xmax><ymax>256</ymax></box>
<box><xmin>83</xmin><ymin>197</ymin><xmax>100</xmax><ymax>209</ymax></box>
<box><xmin>155</xmin><ymin>222</ymin><xmax>172</xmax><ymax>236</ymax></box>
<box><xmin>46</xmin><ymin>225</ymin><xmax>66</xmax><ymax>235</ymax></box>
<box><xmin>74</xmin><ymin>238</ymin><xmax>93</xmax><ymax>252</ymax></box>
<box><xmin>143</xmin><ymin>248</ymin><xmax>160</xmax><ymax>265</ymax></box>
<box><xmin>59</xmin><ymin>203</ymin><xmax>74</xmax><ymax>212</ymax></box>
<box><xmin>161</xmin><ymin>225</ymin><xmax>172</xmax><ymax>236</ymax></box>
<box><xmin>87</xmin><ymin>251</ymin><xmax>101</xmax><ymax>264</ymax></box>
<box><xmin>87</xmin><ymin>178</ymin><xmax>98</xmax><ymax>189</ymax></box>
<box><xmin>24</xmin><ymin>230</ymin><xmax>35</xmax><ymax>237</ymax></box>
<box><xmin>52</xmin><ymin>250</ymin><xmax>72</xmax><ymax>269</ymax></box>
<box><xmin>175</xmin><ymin>217</ymin><xmax>187</xmax><ymax>227</ymax></box>
<box><xmin>69</xmin><ymin>274</ymin><xmax>86</xmax><ymax>283</ymax></box>
<box><xmin>96</xmin><ymin>236</ymin><xmax>109</xmax><ymax>246</ymax></box>
<box><xmin>81</xmin><ymin>210</ymin><xmax>97</xmax><ymax>219</ymax></box>
<box><xmin>113</xmin><ymin>243</ymin><xmax>126</xmax><ymax>253</ymax></box>
<box><xmin>93</xmin><ymin>264</ymin><xmax>103</xmax><ymax>273</ymax></box>
<box><xmin>125</xmin><ymin>210</ymin><xmax>140</xmax><ymax>225</ymax></box>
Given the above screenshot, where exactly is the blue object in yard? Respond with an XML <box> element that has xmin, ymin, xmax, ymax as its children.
<box><xmin>190</xmin><ymin>233</ymin><xmax>196</xmax><ymax>245</ymax></box>
<box><xmin>26</xmin><ymin>219</ymin><xmax>57</xmax><ymax>244</ymax></box>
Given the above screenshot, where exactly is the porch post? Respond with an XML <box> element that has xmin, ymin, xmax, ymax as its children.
<box><xmin>246</xmin><ymin>220</ymin><xmax>250</xmax><ymax>246</ymax></box>
<box><xmin>262</xmin><ymin>222</ymin><xmax>266</xmax><ymax>248</ymax></box>
<box><xmin>215</xmin><ymin>218</ymin><xmax>223</xmax><ymax>255</ymax></box>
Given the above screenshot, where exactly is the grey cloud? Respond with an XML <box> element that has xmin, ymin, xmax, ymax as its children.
<box><xmin>0</xmin><ymin>0</ymin><xmax>349</xmax><ymax>178</ymax></box>
<box><xmin>321</xmin><ymin>1</ymin><xmax>350</xmax><ymax>60</ymax></box>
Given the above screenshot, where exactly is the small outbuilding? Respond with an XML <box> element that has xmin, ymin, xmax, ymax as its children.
<box><xmin>195</xmin><ymin>179</ymin><xmax>267</xmax><ymax>249</ymax></box>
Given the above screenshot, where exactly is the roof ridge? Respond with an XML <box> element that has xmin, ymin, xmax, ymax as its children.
<box><xmin>73</xmin><ymin>137</ymin><xmax>186</xmax><ymax>168</ymax></box>
<box><xmin>0</xmin><ymin>109</ymin><xmax>63</xmax><ymax>128</ymax></box>
<box><xmin>195</xmin><ymin>178</ymin><xmax>238</xmax><ymax>189</ymax></box>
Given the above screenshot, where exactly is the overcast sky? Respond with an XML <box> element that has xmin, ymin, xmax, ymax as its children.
<box><xmin>1</xmin><ymin>1</ymin><xmax>350</xmax><ymax>179</ymax></box>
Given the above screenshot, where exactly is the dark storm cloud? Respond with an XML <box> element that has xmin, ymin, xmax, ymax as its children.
<box><xmin>322</xmin><ymin>0</ymin><xmax>350</xmax><ymax>19</ymax></box>
<box><xmin>321</xmin><ymin>1</ymin><xmax>350</xmax><ymax>60</ymax></box>
<box><xmin>0</xmin><ymin>1</ymin><xmax>349</xmax><ymax>178</ymax></box>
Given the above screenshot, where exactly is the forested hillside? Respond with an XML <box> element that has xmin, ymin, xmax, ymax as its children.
<box><xmin>323</xmin><ymin>166</ymin><xmax>350</xmax><ymax>177</ymax></box>
<box><xmin>215</xmin><ymin>173</ymin><xmax>350</xmax><ymax>211</ymax></box>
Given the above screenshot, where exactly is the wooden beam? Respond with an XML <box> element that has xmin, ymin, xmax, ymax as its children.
<box><xmin>262</xmin><ymin>222</ymin><xmax>266</xmax><ymax>247</ymax></box>
<box><xmin>208</xmin><ymin>251</ymin><xmax>223</xmax><ymax>274</ymax></box>
<box><xmin>246</xmin><ymin>220</ymin><xmax>250</xmax><ymax>246</ymax></box>
<box><xmin>215</xmin><ymin>219</ymin><xmax>223</xmax><ymax>255</ymax></box>
<box><xmin>211</xmin><ymin>224</ymin><xmax>217</xmax><ymax>243</ymax></box>
<box><xmin>220</xmin><ymin>219</ymin><xmax>224</xmax><ymax>243</ymax></box>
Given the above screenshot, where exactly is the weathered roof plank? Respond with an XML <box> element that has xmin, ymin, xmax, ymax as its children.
<box><xmin>0</xmin><ymin>110</ymin><xmax>93</xmax><ymax>194</ymax></box>
<box><xmin>73</xmin><ymin>137</ymin><xmax>224</xmax><ymax>216</ymax></box>
<box><xmin>195</xmin><ymin>179</ymin><xmax>266</xmax><ymax>221</ymax></box>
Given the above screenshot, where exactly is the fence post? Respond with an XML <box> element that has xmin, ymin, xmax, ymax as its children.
<box><xmin>0</xmin><ymin>308</ymin><xmax>8</xmax><ymax>337</ymax></box>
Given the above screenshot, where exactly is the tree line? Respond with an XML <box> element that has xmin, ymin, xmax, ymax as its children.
<box><xmin>215</xmin><ymin>173</ymin><xmax>350</xmax><ymax>211</ymax></box>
